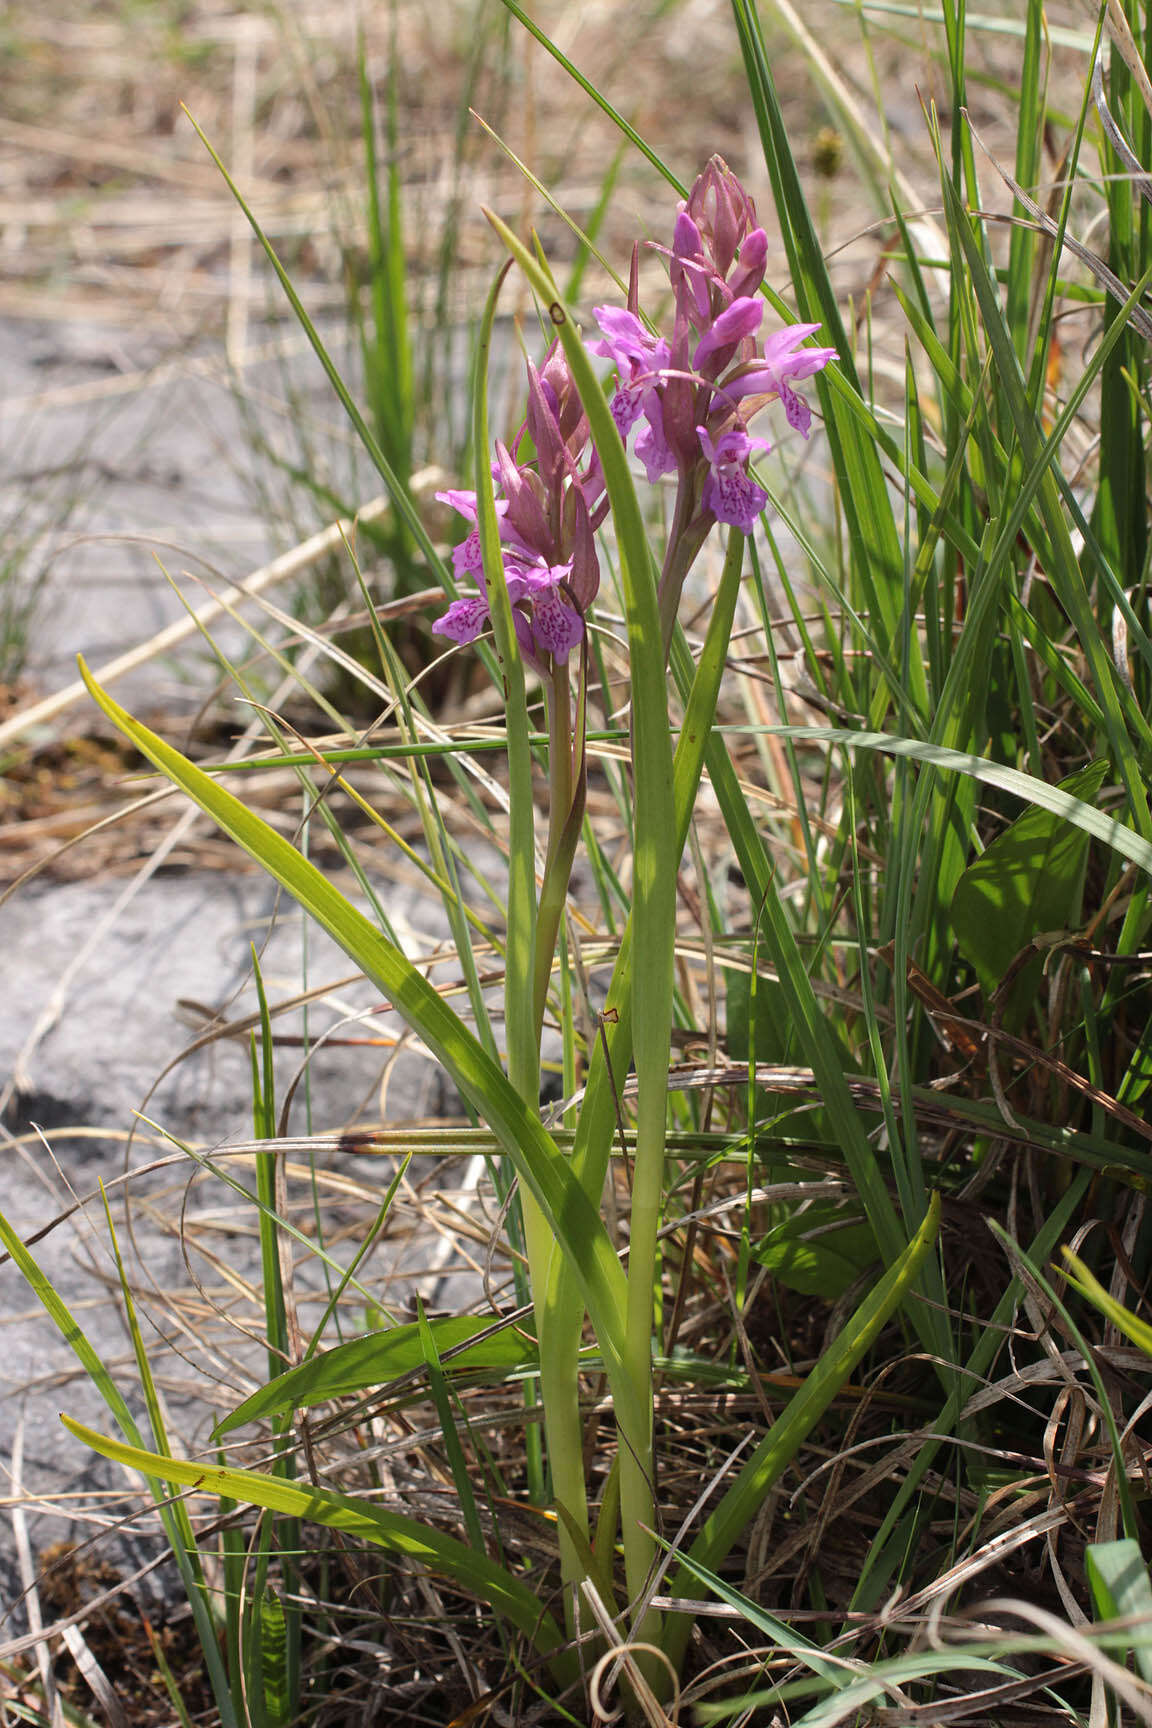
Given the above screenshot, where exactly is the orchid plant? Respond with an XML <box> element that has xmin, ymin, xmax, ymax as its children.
<box><xmin>60</xmin><ymin>154</ymin><xmax>942</xmax><ymax>1708</ymax></box>
<box><xmin>419</xmin><ymin>160</ymin><xmax>879</xmax><ymax>1665</ymax></box>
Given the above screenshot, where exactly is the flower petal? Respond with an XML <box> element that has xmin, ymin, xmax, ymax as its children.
<box><xmin>530</xmin><ymin>589</ymin><xmax>584</xmax><ymax>661</ymax></box>
<box><xmin>432</xmin><ymin>595</ymin><xmax>491</xmax><ymax>644</ymax></box>
<box><xmin>693</xmin><ymin>296</ymin><xmax>763</xmax><ymax>369</ymax></box>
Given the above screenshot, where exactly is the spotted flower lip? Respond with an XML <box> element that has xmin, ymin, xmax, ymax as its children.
<box><xmin>433</xmin><ymin>347</ymin><xmax>597</xmax><ymax>671</ymax></box>
<box><xmin>432</xmin><ymin>553</ymin><xmax>585</xmax><ymax>663</ymax></box>
<box><xmin>589</xmin><ymin>307</ymin><xmax>671</xmax><ymax>439</ymax></box>
<box><xmin>697</xmin><ymin>424</ymin><xmax>772</xmax><ymax>534</ymax></box>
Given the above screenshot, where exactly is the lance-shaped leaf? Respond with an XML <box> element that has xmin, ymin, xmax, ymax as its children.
<box><xmin>60</xmin><ymin>1415</ymin><xmax>567</xmax><ymax>1664</ymax></box>
<box><xmin>77</xmin><ymin>664</ymin><xmax>629</xmax><ymax>1385</ymax></box>
<box><xmin>216</xmin><ymin>1316</ymin><xmax>536</xmax><ymax>1437</ymax></box>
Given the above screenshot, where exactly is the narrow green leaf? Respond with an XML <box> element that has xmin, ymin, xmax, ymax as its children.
<box><xmin>78</xmin><ymin>662</ymin><xmax>630</xmax><ymax>1381</ymax></box>
<box><xmin>1062</xmin><ymin>1250</ymin><xmax>1152</xmax><ymax>1358</ymax></box>
<box><xmin>989</xmin><ymin>1223</ymin><xmax>1140</xmax><ymax>1541</ymax></box>
<box><xmin>416</xmin><ymin>1299</ymin><xmax>488</xmax><ymax>1560</ymax></box>
<box><xmin>752</xmin><ymin>1207</ymin><xmax>876</xmax><ymax>1300</ymax></box>
<box><xmin>254</xmin><ymin>1588</ymin><xmax>290</xmax><ymax>1728</ymax></box>
<box><xmin>60</xmin><ymin>1415</ymin><xmax>568</xmax><ymax>1662</ymax></box>
<box><xmin>181</xmin><ymin>108</ymin><xmax>446</xmax><ymax>584</ymax></box>
<box><xmin>940</xmin><ymin>164</ymin><xmax>1152</xmax><ymax>834</ymax></box>
<box><xmin>730</xmin><ymin>0</ymin><xmax>915</xmax><ymax>703</ymax></box>
<box><xmin>0</xmin><ymin>1205</ymin><xmax>236</xmax><ymax>1723</ymax></box>
<box><xmin>662</xmin><ymin>1194</ymin><xmax>941</xmax><ymax>1670</ymax></box>
<box><xmin>216</xmin><ymin>1316</ymin><xmax>536</xmax><ymax>1437</ymax></box>
<box><xmin>732</xmin><ymin>725</ymin><xmax>1152</xmax><ymax>877</ymax></box>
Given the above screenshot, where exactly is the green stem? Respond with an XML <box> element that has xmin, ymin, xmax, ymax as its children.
<box><xmin>534</xmin><ymin>658</ymin><xmax>587</xmax><ymax>1037</ymax></box>
<box><xmin>467</xmin><ymin>266</ymin><xmax>559</xmax><ymax>1522</ymax></box>
<box><xmin>529</xmin><ymin>654</ymin><xmax>595</xmax><ymax>1627</ymax></box>
<box><xmin>541</xmin><ymin>532</ymin><xmax>747</xmax><ymax>1659</ymax></box>
<box><xmin>657</xmin><ymin>471</ymin><xmax>711</xmax><ymax>661</ymax></box>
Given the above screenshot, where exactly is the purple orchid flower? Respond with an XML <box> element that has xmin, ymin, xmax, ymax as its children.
<box><xmin>434</xmin><ymin>488</ymin><xmax>510</xmax><ymax>576</ymax></box>
<box><xmin>728</xmin><ymin>227</ymin><xmax>769</xmax><ymax>301</ymax></box>
<box><xmin>725</xmin><ymin>325</ymin><xmax>838</xmax><ymax>437</ymax></box>
<box><xmin>433</xmin><ymin>553</ymin><xmax>584</xmax><ymax>664</ymax></box>
<box><xmin>692</xmin><ymin>295</ymin><xmax>764</xmax><ymax>373</ymax></box>
<box><xmin>590</xmin><ymin>307</ymin><xmax>671</xmax><ymax>440</ymax></box>
<box><xmin>670</xmin><ymin>211</ymin><xmax>713</xmax><ymax>324</ymax></box>
<box><xmin>591</xmin><ymin>306</ymin><xmax>679</xmax><ymax>480</ymax></box>
<box><xmin>698</xmin><ymin>424</ymin><xmax>772</xmax><ymax>534</ymax></box>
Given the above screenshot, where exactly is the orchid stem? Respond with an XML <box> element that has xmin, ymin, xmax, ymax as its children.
<box><xmin>534</xmin><ymin>658</ymin><xmax>585</xmax><ymax>1036</ymax></box>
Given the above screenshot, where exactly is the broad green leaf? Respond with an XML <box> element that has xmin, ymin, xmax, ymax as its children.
<box><xmin>60</xmin><ymin>1414</ymin><xmax>568</xmax><ymax>1664</ymax></box>
<box><xmin>753</xmin><ymin>1205</ymin><xmax>876</xmax><ymax>1300</ymax></box>
<box><xmin>1086</xmin><ymin>1539</ymin><xmax>1152</xmax><ymax>1683</ymax></box>
<box><xmin>951</xmin><ymin>759</ymin><xmax>1109</xmax><ymax>999</ymax></box>
<box><xmin>216</xmin><ymin>1316</ymin><xmax>537</xmax><ymax>1437</ymax></box>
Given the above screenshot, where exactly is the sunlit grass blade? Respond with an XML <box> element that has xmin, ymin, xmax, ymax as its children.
<box><xmin>59</xmin><ymin>1416</ymin><xmax>570</xmax><ymax>1669</ymax></box>
<box><xmin>734</xmin><ymin>724</ymin><xmax>1152</xmax><ymax>877</ymax></box>
<box><xmin>216</xmin><ymin>1314</ymin><xmax>537</xmax><ymax>1436</ymax></box>
<box><xmin>495</xmin><ymin>0</ymin><xmax>687</xmax><ymax>195</ymax></box>
<box><xmin>676</xmin><ymin>661</ymin><xmax>910</xmax><ymax>1267</ymax></box>
<box><xmin>1061</xmin><ymin>1249</ymin><xmax>1152</xmax><ymax>1357</ymax></box>
<box><xmin>850</xmin><ymin>1168</ymin><xmax>1093</xmax><ymax>1613</ymax></box>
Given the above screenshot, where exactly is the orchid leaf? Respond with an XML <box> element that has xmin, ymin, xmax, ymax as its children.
<box><xmin>951</xmin><ymin>759</ymin><xmax>1109</xmax><ymax>1002</ymax></box>
<box><xmin>77</xmin><ymin>663</ymin><xmax>629</xmax><ymax>1382</ymax></box>
<box><xmin>1086</xmin><ymin>1540</ymin><xmax>1152</xmax><ymax>1684</ymax></box>
<box><xmin>60</xmin><ymin>1415</ymin><xmax>568</xmax><ymax>1665</ymax></box>
<box><xmin>216</xmin><ymin>1317</ymin><xmax>537</xmax><ymax>1437</ymax></box>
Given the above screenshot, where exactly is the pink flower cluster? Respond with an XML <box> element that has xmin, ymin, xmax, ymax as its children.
<box><xmin>591</xmin><ymin>156</ymin><xmax>835</xmax><ymax>534</ymax></box>
<box><xmin>433</xmin><ymin>159</ymin><xmax>836</xmax><ymax>669</ymax></box>
<box><xmin>433</xmin><ymin>345</ymin><xmax>605</xmax><ymax>670</ymax></box>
